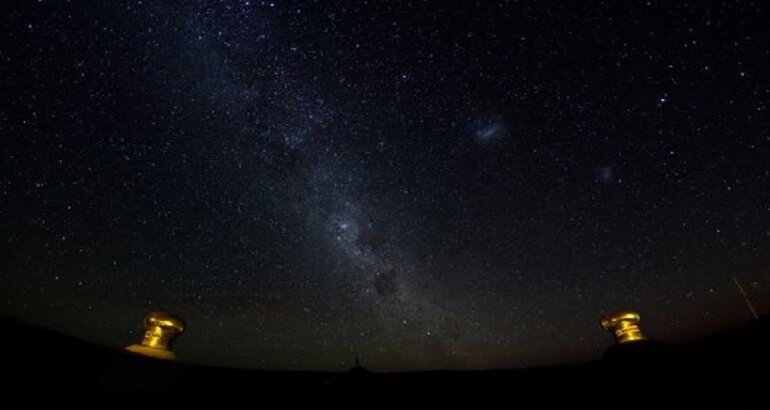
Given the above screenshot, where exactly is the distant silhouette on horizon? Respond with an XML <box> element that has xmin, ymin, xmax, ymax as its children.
<box><xmin>349</xmin><ymin>356</ymin><xmax>369</xmax><ymax>374</ymax></box>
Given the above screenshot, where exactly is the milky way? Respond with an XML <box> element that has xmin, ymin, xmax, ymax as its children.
<box><xmin>2</xmin><ymin>1</ymin><xmax>769</xmax><ymax>371</ymax></box>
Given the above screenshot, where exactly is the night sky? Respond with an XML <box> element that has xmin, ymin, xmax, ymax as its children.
<box><xmin>2</xmin><ymin>1</ymin><xmax>769</xmax><ymax>371</ymax></box>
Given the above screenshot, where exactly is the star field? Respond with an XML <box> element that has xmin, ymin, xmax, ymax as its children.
<box><xmin>1</xmin><ymin>0</ymin><xmax>769</xmax><ymax>371</ymax></box>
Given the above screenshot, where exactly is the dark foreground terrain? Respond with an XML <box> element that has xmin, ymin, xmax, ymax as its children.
<box><xmin>2</xmin><ymin>315</ymin><xmax>768</xmax><ymax>407</ymax></box>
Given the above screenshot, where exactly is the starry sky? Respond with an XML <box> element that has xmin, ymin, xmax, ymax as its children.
<box><xmin>2</xmin><ymin>1</ymin><xmax>769</xmax><ymax>371</ymax></box>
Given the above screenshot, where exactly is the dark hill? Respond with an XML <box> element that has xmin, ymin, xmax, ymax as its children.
<box><xmin>2</xmin><ymin>315</ymin><xmax>768</xmax><ymax>407</ymax></box>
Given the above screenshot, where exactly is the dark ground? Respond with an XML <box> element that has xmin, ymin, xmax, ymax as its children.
<box><xmin>2</xmin><ymin>315</ymin><xmax>768</xmax><ymax>407</ymax></box>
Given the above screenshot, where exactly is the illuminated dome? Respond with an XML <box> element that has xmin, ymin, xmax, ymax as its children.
<box><xmin>600</xmin><ymin>310</ymin><xmax>645</xmax><ymax>344</ymax></box>
<box><xmin>125</xmin><ymin>312</ymin><xmax>186</xmax><ymax>360</ymax></box>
